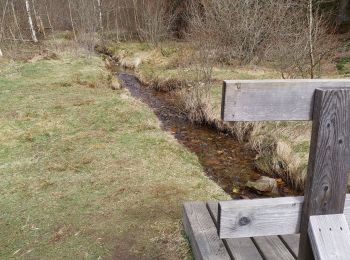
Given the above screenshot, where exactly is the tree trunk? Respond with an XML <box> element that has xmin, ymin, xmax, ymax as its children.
<box><xmin>115</xmin><ymin>0</ymin><xmax>120</xmax><ymax>41</ymax></box>
<box><xmin>45</xmin><ymin>0</ymin><xmax>54</xmax><ymax>37</ymax></box>
<box><xmin>32</xmin><ymin>0</ymin><xmax>46</xmax><ymax>37</ymax></box>
<box><xmin>0</xmin><ymin>0</ymin><xmax>9</xmax><ymax>43</ymax></box>
<box><xmin>97</xmin><ymin>0</ymin><xmax>103</xmax><ymax>32</ymax></box>
<box><xmin>25</xmin><ymin>0</ymin><xmax>38</xmax><ymax>42</ymax></box>
<box><xmin>11</xmin><ymin>0</ymin><xmax>23</xmax><ymax>41</ymax></box>
<box><xmin>308</xmin><ymin>0</ymin><xmax>315</xmax><ymax>79</ymax></box>
<box><xmin>67</xmin><ymin>0</ymin><xmax>77</xmax><ymax>41</ymax></box>
<box><xmin>339</xmin><ymin>0</ymin><xmax>350</xmax><ymax>24</ymax></box>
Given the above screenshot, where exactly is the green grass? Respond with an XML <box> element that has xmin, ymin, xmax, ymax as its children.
<box><xmin>0</xmin><ymin>53</ymin><xmax>229</xmax><ymax>259</ymax></box>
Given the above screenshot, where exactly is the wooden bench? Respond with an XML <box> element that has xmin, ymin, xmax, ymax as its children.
<box><xmin>183</xmin><ymin>80</ymin><xmax>350</xmax><ymax>260</ymax></box>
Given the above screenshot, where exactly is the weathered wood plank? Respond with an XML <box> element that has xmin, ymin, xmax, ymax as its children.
<box><xmin>221</xmin><ymin>80</ymin><xmax>350</xmax><ymax>121</ymax></box>
<box><xmin>206</xmin><ymin>201</ymin><xmax>263</xmax><ymax>260</ymax></box>
<box><xmin>218</xmin><ymin>194</ymin><xmax>350</xmax><ymax>239</ymax></box>
<box><xmin>308</xmin><ymin>214</ymin><xmax>350</xmax><ymax>260</ymax></box>
<box><xmin>183</xmin><ymin>202</ymin><xmax>230</xmax><ymax>260</ymax></box>
<box><xmin>253</xmin><ymin>236</ymin><xmax>295</xmax><ymax>260</ymax></box>
<box><xmin>299</xmin><ymin>89</ymin><xmax>350</xmax><ymax>260</ymax></box>
<box><xmin>219</xmin><ymin>196</ymin><xmax>303</xmax><ymax>238</ymax></box>
<box><xmin>279</xmin><ymin>234</ymin><xmax>300</xmax><ymax>258</ymax></box>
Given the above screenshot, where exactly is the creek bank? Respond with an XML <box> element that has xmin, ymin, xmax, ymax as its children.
<box><xmin>96</xmin><ymin>42</ymin><xmax>308</xmax><ymax>193</ymax></box>
<box><xmin>117</xmin><ymin>71</ymin><xmax>299</xmax><ymax>198</ymax></box>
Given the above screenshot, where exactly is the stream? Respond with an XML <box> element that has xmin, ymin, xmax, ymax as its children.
<box><xmin>118</xmin><ymin>72</ymin><xmax>294</xmax><ymax>199</ymax></box>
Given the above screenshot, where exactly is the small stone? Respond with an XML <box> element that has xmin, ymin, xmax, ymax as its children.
<box><xmin>111</xmin><ymin>77</ymin><xmax>121</xmax><ymax>90</ymax></box>
<box><xmin>246</xmin><ymin>176</ymin><xmax>279</xmax><ymax>194</ymax></box>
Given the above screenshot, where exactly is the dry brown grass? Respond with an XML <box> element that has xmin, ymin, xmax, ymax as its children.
<box><xmin>105</xmin><ymin>39</ymin><xmax>350</xmax><ymax>191</ymax></box>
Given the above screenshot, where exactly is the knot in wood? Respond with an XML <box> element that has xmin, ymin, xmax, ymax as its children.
<box><xmin>239</xmin><ymin>216</ymin><xmax>250</xmax><ymax>226</ymax></box>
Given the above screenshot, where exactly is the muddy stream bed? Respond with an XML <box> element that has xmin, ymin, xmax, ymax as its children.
<box><xmin>118</xmin><ymin>72</ymin><xmax>296</xmax><ymax>199</ymax></box>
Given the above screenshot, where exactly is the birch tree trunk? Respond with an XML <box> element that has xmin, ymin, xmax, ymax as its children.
<box><xmin>31</xmin><ymin>0</ymin><xmax>39</xmax><ymax>29</ymax></box>
<box><xmin>97</xmin><ymin>0</ymin><xmax>103</xmax><ymax>32</ymax></box>
<box><xmin>0</xmin><ymin>48</ymin><xmax>3</xmax><ymax>57</ymax></box>
<box><xmin>25</xmin><ymin>0</ymin><xmax>38</xmax><ymax>42</ymax></box>
<box><xmin>31</xmin><ymin>0</ymin><xmax>45</xmax><ymax>37</ymax></box>
<box><xmin>67</xmin><ymin>0</ymin><xmax>77</xmax><ymax>41</ymax></box>
<box><xmin>115</xmin><ymin>0</ymin><xmax>120</xmax><ymax>41</ymax></box>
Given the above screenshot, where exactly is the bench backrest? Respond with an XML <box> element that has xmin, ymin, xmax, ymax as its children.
<box><xmin>222</xmin><ymin>79</ymin><xmax>350</xmax><ymax>121</ymax></box>
<box><xmin>220</xmin><ymin>80</ymin><xmax>350</xmax><ymax>260</ymax></box>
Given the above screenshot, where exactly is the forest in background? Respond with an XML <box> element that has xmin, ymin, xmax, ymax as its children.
<box><xmin>0</xmin><ymin>0</ymin><xmax>349</xmax><ymax>77</ymax></box>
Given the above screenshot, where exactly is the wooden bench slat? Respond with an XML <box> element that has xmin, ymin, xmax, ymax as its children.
<box><xmin>253</xmin><ymin>236</ymin><xmax>296</xmax><ymax>260</ymax></box>
<box><xmin>308</xmin><ymin>214</ymin><xmax>350</xmax><ymax>260</ymax></box>
<box><xmin>221</xmin><ymin>80</ymin><xmax>350</xmax><ymax>121</ymax></box>
<box><xmin>218</xmin><ymin>194</ymin><xmax>350</xmax><ymax>239</ymax></box>
<box><xmin>209</xmin><ymin>201</ymin><xmax>296</xmax><ymax>259</ymax></box>
<box><xmin>279</xmin><ymin>234</ymin><xmax>300</xmax><ymax>258</ymax></box>
<box><xmin>183</xmin><ymin>202</ymin><xmax>231</xmax><ymax>260</ymax></box>
<box><xmin>219</xmin><ymin>196</ymin><xmax>303</xmax><ymax>238</ymax></box>
<box><xmin>206</xmin><ymin>201</ymin><xmax>263</xmax><ymax>260</ymax></box>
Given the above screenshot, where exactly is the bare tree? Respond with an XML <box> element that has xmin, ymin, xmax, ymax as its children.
<box><xmin>97</xmin><ymin>0</ymin><xmax>103</xmax><ymax>32</ymax></box>
<box><xmin>25</xmin><ymin>0</ymin><xmax>37</xmax><ymax>42</ymax></box>
<box><xmin>11</xmin><ymin>0</ymin><xmax>23</xmax><ymax>41</ymax></box>
<box><xmin>67</xmin><ymin>0</ymin><xmax>77</xmax><ymax>41</ymax></box>
<box><xmin>188</xmin><ymin>0</ymin><xmax>337</xmax><ymax>78</ymax></box>
<box><xmin>45</xmin><ymin>0</ymin><xmax>54</xmax><ymax>38</ymax></box>
<box><xmin>0</xmin><ymin>0</ymin><xmax>9</xmax><ymax>44</ymax></box>
<box><xmin>308</xmin><ymin>0</ymin><xmax>315</xmax><ymax>78</ymax></box>
<box><xmin>133</xmin><ymin>0</ymin><xmax>174</xmax><ymax>46</ymax></box>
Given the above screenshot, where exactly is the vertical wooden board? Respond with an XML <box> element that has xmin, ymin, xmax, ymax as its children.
<box><xmin>253</xmin><ymin>236</ymin><xmax>296</xmax><ymax>260</ymax></box>
<box><xmin>206</xmin><ymin>202</ymin><xmax>263</xmax><ymax>260</ymax></box>
<box><xmin>279</xmin><ymin>234</ymin><xmax>300</xmax><ymax>258</ymax></box>
<box><xmin>299</xmin><ymin>89</ymin><xmax>350</xmax><ymax>260</ymax></box>
<box><xmin>308</xmin><ymin>214</ymin><xmax>350</xmax><ymax>260</ymax></box>
<box><xmin>221</xmin><ymin>80</ymin><xmax>350</xmax><ymax>121</ymax></box>
<box><xmin>183</xmin><ymin>202</ymin><xmax>230</xmax><ymax>260</ymax></box>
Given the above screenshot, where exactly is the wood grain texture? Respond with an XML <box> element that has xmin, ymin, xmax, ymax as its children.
<box><xmin>299</xmin><ymin>89</ymin><xmax>350</xmax><ymax>260</ymax></box>
<box><xmin>219</xmin><ymin>196</ymin><xmax>303</xmax><ymax>238</ymax></box>
<box><xmin>253</xmin><ymin>236</ymin><xmax>295</xmax><ymax>260</ymax></box>
<box><xmin>206</xmin><ymin>202</ymin><xmax>263</xmax><ymax>260</ymax></box>
<box><xmin>221</xmin><ymin>80</ymin><xmax>350</xmax><ymax>121</ymax></box>
<box><xmin>279</xmin><ymin>234</ymin><xmax>300</xmax><ymax>258</ymax></box>
<box><xmin>308</xmin><ymin>214</ymin><xmax>350</xmax><ymax>260</ymax></box>
<box><xmin>218</xmin><ymin>195</ymin><xmax>350</xmax><ymax>239</ymax></box>
<box><xmin>183</xmin><ymin>202</ymin><xmax>230</xmax><ymax>260</ymax></box>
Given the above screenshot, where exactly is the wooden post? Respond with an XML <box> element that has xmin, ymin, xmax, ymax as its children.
<box><xmin>298</xmin><ymin>89</ymin><xmax>350</xmax><ymax>260</ymax></box>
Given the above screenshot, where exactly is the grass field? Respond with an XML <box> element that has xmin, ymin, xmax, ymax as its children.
<box><xmin>0</xmin><ymin>51</ymin><xmax>229</xmax><ymax>259</ymax></box>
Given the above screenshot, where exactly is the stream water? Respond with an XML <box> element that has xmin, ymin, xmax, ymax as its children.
<box><xmin>118</xmin><ymin>72</ymin><xmax>294</xmax><ymax>199</ymax></box>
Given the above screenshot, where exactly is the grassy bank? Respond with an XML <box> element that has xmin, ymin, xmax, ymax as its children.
<box><xmin>0</xmin><ymin>50</ymin><xmax>229</xmax><ymax>259</ymax></box>
<box><xmin>105</xmin><ymin>40</ymin><xmax>348</xmax><ymax>190</ymax></box>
